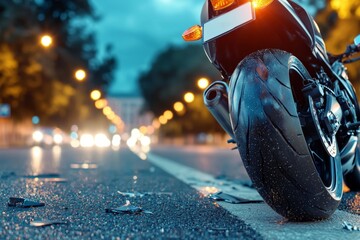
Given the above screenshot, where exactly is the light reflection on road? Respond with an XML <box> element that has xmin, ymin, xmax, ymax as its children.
<box><xmin>198</xmin><ymin>186</ymin><xmax>220</xmax><ymax>197</ymax></box>
<box><xmin>52</xmin><ymin>145</ymin><xmax>62</xmax><ymax>170</ymax></box>
<box><xmin>30</xmin><ymin>146</ymin><xmax>43</xmax><ymax>174</ymax></box>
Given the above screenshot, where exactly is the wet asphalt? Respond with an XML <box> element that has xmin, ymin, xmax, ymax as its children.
<box><xmin>150</xmin><ymin>145</ymin><xmax>360</xmax><ymax>217</ymax></box>
<box><xmin>0</xmin><ymin>146</ymin><xmax>261</xmax><ymax>239</ymax></box>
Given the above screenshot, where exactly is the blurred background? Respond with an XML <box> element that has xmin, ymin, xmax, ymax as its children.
<box><xmin>0</xmin><ymin>0</ymin><xmax>359</xmax><ymax>149</ymax></box>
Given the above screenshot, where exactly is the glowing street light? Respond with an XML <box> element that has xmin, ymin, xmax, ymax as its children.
<box><xmin>173</xmin><ymin>102</ymin><xmax>185</xmax><ymax>113</ymax></box>
<box><xmin>153</xmin><ymin>119</ymin><xmax>161</xmax><ymax>129</ymax></box>
<box><xmin>103</xmin><ymin>106</ymin><xmax>112</xmax><ymax>115</ymax></box>
<box><xmin>40</xmin><ymin>34</ymin><xmax>53</xmax><ymax>48</ymax></box>
<box><xmin>184</xmin><ymin>92</ymin><xmax>195</xmax><ymax>103</ymax></box>
<box><xmin>197</xmin><ymin>77</ymin><xmax>209</xmax><ymax>90</ymax></box>
<box><xmin>164</xmin><ymin>110</ymin><xmax>174</xmax><ymax>120</ymax></box>
<box><xmin>159</xmin><ymin>115</ymin><xmax>168</xmax><ymax>125</ymax></box>
<box><xmin>95</xmin><ymin>99</ymin><xmax>107</xmax><ymax>109</ymax></box>
<box><xmin>75</xmin><ymin>69</ymin><xmax>86</xmax><ymax>81</ymax></box>
<box><xmin>90</xmin><ymin>90</ymin><xmax>101</xmax><ymax>101</ymax></box>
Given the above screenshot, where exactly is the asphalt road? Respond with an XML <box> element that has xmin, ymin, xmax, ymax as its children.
<box><xmin>0</xmin><ymin>146</ymin><xmax>259</xmax><ymax>239</ymax></box>
<box><xmin>0</xmin><ymin>145</ymin><xmax>359</xmax><ymax>239</ymax></box>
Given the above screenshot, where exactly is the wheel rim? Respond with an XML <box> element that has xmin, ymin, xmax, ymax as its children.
<box><xmin>289</xmin><ymin>63</ymin><xmax>343</xmax><ymax>200</ymax></box>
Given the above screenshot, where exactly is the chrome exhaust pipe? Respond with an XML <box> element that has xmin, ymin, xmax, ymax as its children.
<box><xmin>203</xmin><ymin>81</ymin><xmax>235</xmax><ymax>140</ymax></box>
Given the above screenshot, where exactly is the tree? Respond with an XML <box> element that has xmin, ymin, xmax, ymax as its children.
<box><xmin>0</xmin><ymin>0</ymin><xmax>117</xmax><ymax>129</ymax></box>
<box><xmin>139</xmin><ymin>44</ymin><xmax>224</xmax><ymax>135</ymax></box>
<box><xmin>315</xmin><ymin>0</ymin><xmax>360</xmax><ymax>90</ymax></box>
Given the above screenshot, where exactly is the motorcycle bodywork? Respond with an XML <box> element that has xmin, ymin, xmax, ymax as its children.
<box><xmin>196</xmin><ymin>0</ymin><xmax>360</xmax><ymax>220</ymax></box>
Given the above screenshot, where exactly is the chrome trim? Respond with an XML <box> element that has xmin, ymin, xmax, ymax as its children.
<box><xmin>203</xmin><ymin>2</ymin><xmax>255</xmax><ymax>43</ymax></box>
<box><xmin>203</xmin><ymin>81</ymin><xmax>235</xmax><ymax>139</ymax></box>
<box><xmin>309</xmin><ymin>96</ymin><xmax>337</xmax><ymax>157</ymax></box>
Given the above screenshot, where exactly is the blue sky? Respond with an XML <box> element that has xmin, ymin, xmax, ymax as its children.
<box><xmin>90</xmin><ymin>0</ymin><xmax>320</xmax><ymax>95</ymax></box>
<box><xmin>91</xmin><ymin>0</ymin><xmax>204</xmax><ymax>95</ymax></box>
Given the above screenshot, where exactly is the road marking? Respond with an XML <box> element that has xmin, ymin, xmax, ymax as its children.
<box><xmin>147</xmin><ymin>153</ymin><xmax>360</xmax><ymax>240</ymax></box>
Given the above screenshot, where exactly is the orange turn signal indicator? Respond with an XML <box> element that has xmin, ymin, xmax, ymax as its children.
<box><xmin>182</xmin><ymin>25</ymin><xmax>202</xmax><ymax>42</ymax></box>
<box><xmin>210</xmin><ymin>0</ymin><xmax>235</xmax><ymax>11</ymax></box>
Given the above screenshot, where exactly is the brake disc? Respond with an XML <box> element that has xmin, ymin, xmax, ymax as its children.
<box><xmin>308</xmin><ymin>96</ymin><xmax>337</xmax><ymax>157</ymax></box>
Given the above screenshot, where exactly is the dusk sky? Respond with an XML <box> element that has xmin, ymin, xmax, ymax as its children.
<box><xmin>90</xmin><ymin>0</ymin><xmax>317</xmax><ymax>95</ymax></box>
<box><xmin>91</xmin><ymin>0</ymin><xmax>204</xmax><ymax>95</ymax></box>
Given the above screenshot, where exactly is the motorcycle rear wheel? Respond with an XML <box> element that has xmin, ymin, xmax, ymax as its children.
<box><xmin>229</xmin><ymin>49</ymin><xmax>343</xmax><ymax>221</ymax></box>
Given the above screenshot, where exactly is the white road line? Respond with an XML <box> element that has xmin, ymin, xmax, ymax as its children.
<box><xmin>147</xmin><ymin>153</ymin><xmax>360</xmax><ymax>240</ymax></box>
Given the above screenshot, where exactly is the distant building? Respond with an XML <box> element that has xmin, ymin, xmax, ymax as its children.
<box><xmin>107</xmin><ymin>92</ymin><xmax>153</xmax><ymax>134</ymax></box>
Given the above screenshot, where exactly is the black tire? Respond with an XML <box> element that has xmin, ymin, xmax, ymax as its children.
<box><xmin>229</xmin><ymin>49</ymin><xmax>343</xmax><ymax>221</ymax></box>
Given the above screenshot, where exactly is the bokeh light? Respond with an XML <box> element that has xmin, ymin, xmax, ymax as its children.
<box><xmin>184</xmin><ymin>92</ymin><xmax>195</xmax><ymax>103</ymax></box>
<box><xmin>40</xmin><ymin>35</ymin><xmax>52</xmax><ymax>47</ymax></box>
<box><xmin>90</xmin><ymin>90</ymin><xmax>102</xmax><ymax>101</ymax></box>
<box><xmin>197</xmin><ymin>78</ymin><xmax>210</xmax><ymax>89</ymax></box>
<box><xmin>75</xmin><ymin>69</ymin><xmax>86</xmax><ymax>81</ymax></box>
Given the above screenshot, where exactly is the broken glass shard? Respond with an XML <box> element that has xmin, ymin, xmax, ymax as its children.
<box><xmin>147</xmin><ymin>192</ymin><xmax>173</xmax><ymax>196</ymax></box>
<box><xmin>208</xmin><ymin>228</ymin><xmax>230</xmax><ymax>237</ymax></box>
<box><xmin>208</xmin><ymin>191</ymin><xmax>263</xmax><ymax>204</ymax></box>
<box><xmin>118</xmin><ymin>191</ymin><xmax>145</xmax><ymax>198</ymax></box>
<box><xmin>30</xmin><ymin>220</ymin><xmax>68</xmax><ymax>227</ymax></box>
<box><xmin>7</xmin><ymin>197</ymin><xmax>45</xmax><ymax>208</ymax></box>
<box><xmin>117</xmin><ymin>191</ymin><xmax>172</xmax><ymax>198</ymax></box>
<box><xmin>343</xmin><ymin>221</ymin><xmax>360</xmax><ymax>231</ymax></box>
<box><xmin>106</xmin><ymin>200</ymin><xmax>152</xmax><ymax>214</ymax></box>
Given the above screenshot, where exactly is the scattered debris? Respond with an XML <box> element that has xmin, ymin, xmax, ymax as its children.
<box><xmin>30</xmin><ymin>220</ymin><xmax>68</xmax><ymax>227</ymax></box>
<box><xmin>208</xmin><ymin>228</ymin><xmax>230</xmax><ymax>237</ymax></box>
<box><xmin>7</xmin><ymin>197</ymin><xmax>45</xmax><ymax>208</ymax></box>
<box><xmin>343</xmin><ymin>221</ymin><xmax>360</xmax><ymax>231</ymax></box>
<box><xmin>117</xmin><ymin>191</ymin><xmax>173</xmax><ymax>198</ymax></box>
<box><xmin>208</xmin><ymin>191</ymin><xmax>263</xmax><ymax>204</ymax></box>
<box><xmin>199</xmin><ymin>187</ymin><xmax>221</xmax><ymax>196</ymax></box>
<box><xmin>118</xmin><ymin>191</ymin><xmax>145</xmax><ymax>198</ymax></box>
<box><xmin>24</xmin><ymin>173</ymin><xmax>61</xmax><ymax>179</ymax></box>
<box><xmin>105</xmin><ymin>200</ymin><xmax>152</xmax><ymax>214</ymax></box>
<box><xmin>70</xmin><ymin>163</ymin><xmax>97</xmax><ymax>169</ymax></box>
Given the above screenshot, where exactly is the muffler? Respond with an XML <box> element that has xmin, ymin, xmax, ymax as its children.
<box><xmin>203</xmin><ymin>81</ymin><xmax>235</xmax><ymax>140</ymax></box>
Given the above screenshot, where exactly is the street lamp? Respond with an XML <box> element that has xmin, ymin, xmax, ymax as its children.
<box><xmin>197</xmin><ymin>77</ymin><xmax>209</xmax><ymax>90</ymax></box>
<box><xmin>95</xmin><ymin>99</ymin><xmax>107</xmax><ymax>109</ymax></box>
<box><xmin>152</xmin><ymin>119</ymin><xmax>161</xmax><ymax>129</ymax></box>
<box><xmin>90</xmin><ymin>90</ymin><xmax>101</xmax><ymax>101</ymax></box>
<box><xmin>40</xmin><ymin>34</ymin><xmax>53</xmax><ymax>48</ymax></box>
<box><xmin>159</xmin><ymin>115</ymin><xmax>168</xmax><ymax>125</ymax></box>
<box><xmin>163</xmin><ymin>110</ymin><xmax>174</xmax><ymax>120</ymax></box>
<box><xmin>184</xmin><ymin>92</ymin><xmax>195</xmax><ymax>103</ymax></box>
<box><xmin>103</xmin><ymin>106</ymin><xmax>112</xmax><ymax>116</ymax></box>
<box><xmin>75</xmin><ymin>69</ymin><xmax>86</xmax><ymax>82</ymax></box>
<box><xmin>173</xmin><ymin>102</ymin><xmax>185</xmax><ymax>113</ymax></box>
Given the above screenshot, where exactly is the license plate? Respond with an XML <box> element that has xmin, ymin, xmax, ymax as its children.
<box><xmin>203</xmin><ymin>2</ymin><xmax>255</xmax><ymax>43</ymax></box>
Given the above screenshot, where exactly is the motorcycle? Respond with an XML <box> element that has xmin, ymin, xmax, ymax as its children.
<box><xmin>183</xmin><ymin>0</ymin><xmax>360</xmax><ymax>221</ymax></box>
